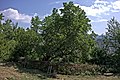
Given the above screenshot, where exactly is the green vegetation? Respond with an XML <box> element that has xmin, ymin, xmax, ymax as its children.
<box><xmin>1</xmin><ymin>1</ymin><xmax>120</xmax><ymax>79</ymax></box>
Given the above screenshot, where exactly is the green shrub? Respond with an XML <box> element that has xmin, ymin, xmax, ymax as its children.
<box><xmin>57</xmin><ymin>63</ymin><xmax>101</xmax><ymax>75</ymax></box>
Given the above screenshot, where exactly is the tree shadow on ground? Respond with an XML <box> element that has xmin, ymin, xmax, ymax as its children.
<box><xmin>17</xmin><ymin>67</ymin><xmax>48</xmax><ymax>79</ymax></box>
<box><xmin>0</xmin><ymin>62</ymin><xmax>49</xmax><ymax>79</ymax></box>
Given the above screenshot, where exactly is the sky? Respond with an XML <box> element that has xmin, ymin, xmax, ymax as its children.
<box><xmin>0</xmin><ymin>0</ymin><xmax>120</xmax><ymax>35</ymax></box>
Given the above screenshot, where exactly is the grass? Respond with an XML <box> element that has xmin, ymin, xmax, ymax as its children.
<box><xmin>56</xmin><ymin>75</ymin><xmax>120</xmax><ymax>80</ymax></box>
<box><xmin>0</xmin><ymin>62</ymin><xmax>120</xmax><ymax>80</ymax></box>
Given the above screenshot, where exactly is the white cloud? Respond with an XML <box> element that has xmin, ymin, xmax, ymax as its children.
<box><xmin>0</xmin><ymin>8</ymin><xmax>33</xmax><ymax>23</ymax></box>
<box><xmin>78</xmin><ymin>1</ymin><xmax>111</xmax><ymax>17</ymax></box>
<box><xmin>91</xmin><ymin>18</ymin><xmax>108</xmax><ymax>23</ymax></box>
<box><xmin>73</xmin><ymin>0</ymin><xmax>120</xmax><ymax>17</ymax></box>
<box><xmin>112</xmin><ymin>0</ymin><xmax>120</xmax><ymax>10</ymax></box>
<box><xmin>94</xmin><ymin>0</ymin><xmax>109</xmax><ymax>4</ymax></box>
<box><xmin>33</xmin><ymin>13</ymin><xmax>38</xmax><ymax>17</ymax></box>
<box><xmin>73</xmin><ymin>0</ymin><xmax>120</xmax><ymax>23</ymax></box>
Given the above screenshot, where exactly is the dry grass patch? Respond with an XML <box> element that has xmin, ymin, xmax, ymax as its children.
<box><xmin>54</xmin><ymin>75</ymin><xmax>120</xmax><ymax>80</ymax></box>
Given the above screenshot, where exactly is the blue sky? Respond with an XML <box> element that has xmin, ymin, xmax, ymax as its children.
<box><xmin>0</xmin><ymin>0</ymin><xmax>120</xmax><ymax>35</ymax></box>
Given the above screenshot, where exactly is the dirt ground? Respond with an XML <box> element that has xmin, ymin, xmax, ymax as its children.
<box><xmin>0</xmin><ymin>66</ymin><xmax>21</xmax><ymax>80</ymax></box>
<box><xmin>0</xmin><ymin>63</ymin><xmax>120</xmax><ymax>80</ymax></box>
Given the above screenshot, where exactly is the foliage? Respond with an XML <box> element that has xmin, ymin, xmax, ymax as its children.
<box><xmin>0</xmin><ymin>13</ymin><xmax>43</xmax><ymax>61</ymax></box>
<box><xmin>105</xmin><ymin>17</ymin><xmax>120</xmax><ymax>54</ymax></box>
<box><xmin>41</xmin><ymin>2</ymin><xmax>95</xmax><ymax>63</ymax></box>
<box><xmin>12</xmin><ymin>28</ymin><xmax>43</xmax><ymax>61</ymax></box>
<box><xmin>57</xmin><ymin>63</ymin><xmax>101</xmax><ymax>75</ymax></box>
<box><xmin>90</xmin><ymin>47</ymin><xmax>107</xmax><ymax>65</ymax></box>
<box><xmin>104</xmin><ymin>18</ymin><xmax>120</xmax><ymax>72</ymax></box>
<box><xmin>0</xmin><ymin>14</ymin><xmax>17</xmax><ymax>61</ymax></box>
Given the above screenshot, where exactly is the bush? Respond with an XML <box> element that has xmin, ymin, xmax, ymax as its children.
<box><xmin>57</xmin><ymin>63</ymin><xmax>101</xmax><ymax>75</ymax></box>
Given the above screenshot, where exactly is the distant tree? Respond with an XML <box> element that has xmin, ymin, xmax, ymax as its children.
<box><xmin>104</xmin><ymin>18</ymin><xmax>120</xmax><ymax>70</ymax></box>
<box><xmin>31</xmin><ymin>16</ymin><xmax>42</xmax><ymax>33</ymax></box>
<box><xmin>105</xmin><ymin>17</ymin><xmax>120</xmax><ymax>54</ymax></box>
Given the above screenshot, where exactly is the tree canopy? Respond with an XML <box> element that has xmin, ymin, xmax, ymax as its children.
<box><xmin>41</xmin><ymin>2</ymin><xmax>95</xmax><ymax>63</ymax></box>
